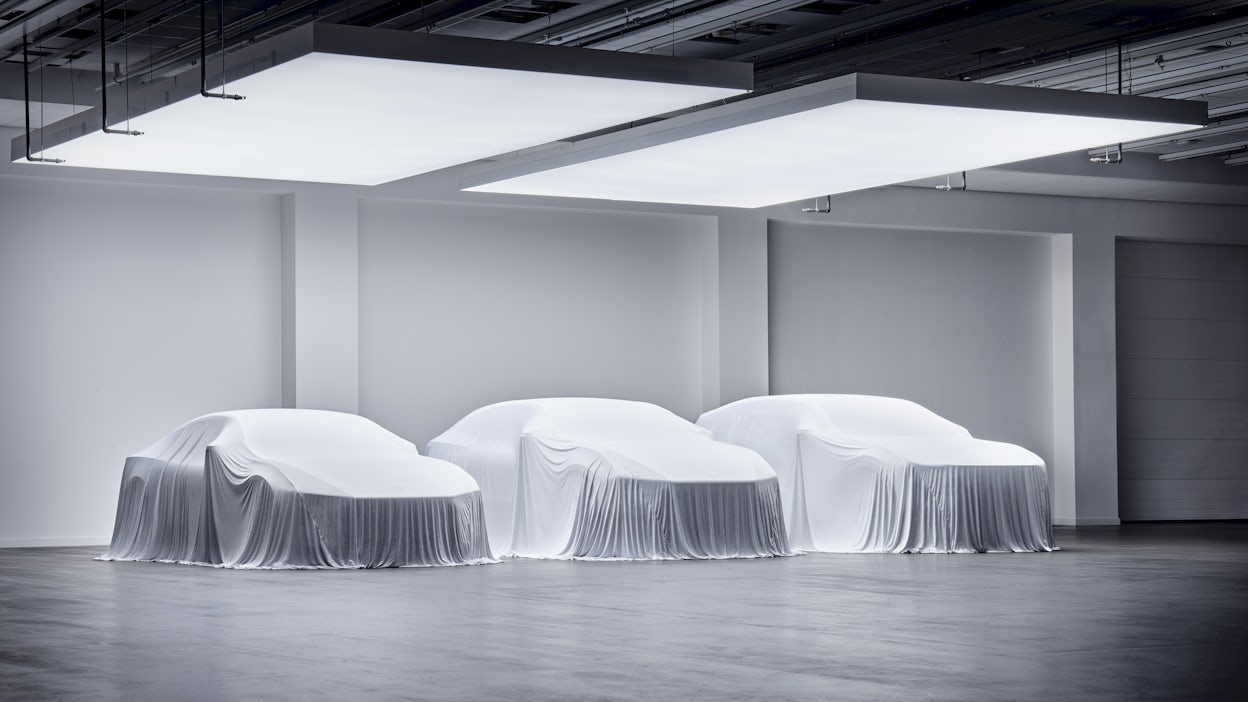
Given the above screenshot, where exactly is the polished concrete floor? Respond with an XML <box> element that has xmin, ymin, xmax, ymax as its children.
<box><xmin>2</xmin><ymin>523</ymin><xmax>1246</xmax><ymax>701</ymax></box>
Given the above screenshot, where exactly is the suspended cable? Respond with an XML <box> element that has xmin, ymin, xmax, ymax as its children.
<box><xmin>1090</xmin><ymin>40</ymin><xmax>1123</xmax><ymax>164</ymax></box>
<box><xmin>200</xmin><ymin>0</ymin><xmax>244</xmax><ymax>100</ymax></box>
<box><xmin>23</xmin><ymin>32</ymin><xmax>63</xmax><ymax>163</ymax></box>
<box><xmin>101</xmin><ymin>0</ymin><xmax>142</xmax><ymax>135</ymax></box>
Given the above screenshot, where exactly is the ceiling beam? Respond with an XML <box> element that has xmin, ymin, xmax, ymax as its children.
<box><xmin>752</xmin><ymin>0</ymin><xmax>1101</xmax><ymax>87</ymax></box>
<box><xmin>582</xmin><ymin>0</ymin><xmax>818</xmax><ymax>53</ymax></box>
<box><xmin>1158</xmin><ymin>137</ymin><xmax>1248</xmax><ymax>161</ymax></box>
<box><xmin>1099</xmin><ymin>117</ymin><xmax>1248</xmax><ymax>153</ymax></box>
<box><xmin>0</xmin><ymin>0</ymin><xmax>96</xmax><ymax>62</ymax></box>
<box><xmin>981</xmin><ymin>15</ymin><xmax>1248</xmax><ymax>87</ymax></box>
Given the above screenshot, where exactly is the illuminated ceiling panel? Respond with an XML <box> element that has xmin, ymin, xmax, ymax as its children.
<box><xmin>466</xmin><ymin>73</ymin><xmax>1207</xmax><ymax>208</ymax></box>
<box><xmin>11</xmin><ymin>23</ymin><xmax>751</xmax><ymax>185</ymax></box>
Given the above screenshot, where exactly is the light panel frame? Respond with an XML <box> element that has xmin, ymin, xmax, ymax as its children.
<box><xmin>464</xmin><ymin>73</ymin><xmax>1208</xmax><ymax>208</ymax></box>
<box><xmin>11</xmin><ymin>23</ymin><xmax>751</xmax><ymax>184</ymax></box>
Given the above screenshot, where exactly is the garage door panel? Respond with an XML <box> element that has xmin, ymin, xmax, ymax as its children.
<box><xmin>1116</xmin><ymin>239</ymin><xmax>1248</xmax><ymax>282</ymax></box>
<box><xmin>1117</xmin><ymin>399</ymin><xmax>1248</xmax><ymax>440</ymax></box>
<box><xmin>1120</xmin><ymin>479</ymin><xmax>1248</xmax><ymax>521</ymax></box>
<box><xmin>1116</xmin><ymin>240</ymin><xmax>1248</xmax><ymax>521</ymax></box>
<box><xmin>1119</xmin><ymin>439</ymin><xmax>1248</xmax><ymax>480</ymax></box>
<box><xmin>1115</xmin><ymin>277</ymin><xmax>1248</xmax><ymax>321</ymax></box>
<box><xmin>1116</xmin><ymin>317</ymin><xmax>1248</xmax><ymax>361</ymax></box>
<box><xmin>1117</xmin><ymin>358</ymin><xmax>1248</xmax><ymax>400</ymax></box>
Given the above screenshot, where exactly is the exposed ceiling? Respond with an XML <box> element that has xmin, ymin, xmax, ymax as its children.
<box><xmin>2</xmin><ymin>0</ymin><xmax>1248</xmax><ymax>184</ymax></box>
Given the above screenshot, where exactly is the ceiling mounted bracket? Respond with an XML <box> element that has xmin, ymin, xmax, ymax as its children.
<box><xmin>22</xmin><ymin>36</ymin><xmax>65</xmax><ymax>164</ymax></box>
<box><xmin>800</xmin><ymin>195</ymin><xmax>832</xmax><ymax>213</ymax></box>
<box><xmin>1091</xmin><ymin>38</ymin><xmax>1127</xmax><ymax>165</ymax></box>
<box><xmin>935</xmin><ymin>171</ymin><xmax>966</xmax><ymax>191</ymax></box>
<box><xmin>200</xmin><ymin>0</ymin><xmax>244</xmax><ymax>100</ymax></box>
<box><xmin>1090</xmin><ymin>144</ymin><xmax>1122</xmax><ymax>164</ymax></box>
<box><xmin>101</xmin><ymin>0</ymin><xmax>143</xmax><ymax>136</ymax></box>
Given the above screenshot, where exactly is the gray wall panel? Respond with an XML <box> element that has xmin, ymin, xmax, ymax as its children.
<box><xmin>1116</xmin><ymin>318</ymin><xmax>1248</xmax><ymax>361</ymax></box>
<box><xmin>1117</xmin><ymin>240</ymin><xmax>1248</xmax><ymax>520</ymax></box>
<box><xmin>767</xmin><ymin>222</ymin><xmax>1054</xmax><ymax>471</ymax></box>
<box><xmin>1118</xmin><ymin>399</ymin><xmax>1248</xmax><ymax>440</ymax></box>
<box><xmin>1119</xmin><ymin>479</ymin><xmax>1248</xmax><ymax>520</ymax></box>
<box><xmin>1116</xmin><ymin>239</ymin><xmax>1248</xmax><ymax>281</ymax></box>
<box><xmin>1119</xmin><ymin>440</ymin><xmax>1248</xmax><ymax>480</ymax></box>
<box><xmin>358</xmin><ymin>200</ymin><xmax>717</xmax><ymax>448</ymax></box>
<box><xmin>1117</xmin><ymin>358</ymin><xmax>1248</xmax><ymax>400</ymax></box>
<box><xmin>1115</xmin><ymin>277</ymin><xmax>1248</xmax><ymax>321</ymax></box>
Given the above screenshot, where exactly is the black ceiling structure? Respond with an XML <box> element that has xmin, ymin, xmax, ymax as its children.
<box><xmin>2</xmin><ymin>0</ymin><xmax>1248</xmax><ymax>166</ymax></box>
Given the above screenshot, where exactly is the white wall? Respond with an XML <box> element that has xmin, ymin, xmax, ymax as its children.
<box><xmin>767</xmin><ymin>222</ymin><xmax>1054</xmax><ymax>471</ymax></box>
<box><xmin>357</xmin><ymin>199</ymin><xmax>719</xmax><ymax>447</ymax></box>
<box><xmin>0</xmin><ymin>175</ymin><xmax>282</xmax><ymax>546</ymax></box>
<box><xmin>756</xmin><ymin>187</ymin><xmax>1248</xmax><ymax>524</ymax></box>
<box><xmin>3</xmin><ymin>155</ymin><xmax>1246</xmax><ymax>544</ymax></box>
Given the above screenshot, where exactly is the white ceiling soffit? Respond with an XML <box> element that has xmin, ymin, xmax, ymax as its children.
<box><xmin>0</xmin><ymin>98</ymin><xmax>89</xmax><ymax>130</ymax></box>
<box><xmin>465</xmin><ymin>73</ymin><xmax>1208</xmax><ymax>208</ymax></box>
<box><xmin>9</xmin><ymin>23</ymin><xmax>751</xmax><ymax>185</ymax></box>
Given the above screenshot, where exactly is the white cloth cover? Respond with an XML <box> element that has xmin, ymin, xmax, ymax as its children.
<box><xmin>100</xmin><ymin>409</ymin><xmax>495</xmax><ymax>569</ymax></box>
<box><xmin>426</xmin><ymin>398</ymin><xmax>793</xmax><ymax>560</ymax></box>
<box><xmin>697</xmin><ymin>395</ymin><xmax>1055</xmax><ymax>553</ymax></box>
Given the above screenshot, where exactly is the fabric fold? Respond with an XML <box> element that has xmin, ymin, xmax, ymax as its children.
<box><xmin>699</xmin><ymin>394</ymin><xmax>1056</xmax><ymax>553</ymax></box>
<box><xmin>427</xmin><ymin>398</ymin><xmax>795</xmax><ymax>561</ymax></box>
<box><xmin>100</xmin><ymin>409</ymin><xmax>497</xmax><ymax>569</ymax></box>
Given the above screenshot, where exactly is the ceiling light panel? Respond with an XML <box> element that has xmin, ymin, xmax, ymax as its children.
<box><xmin>12</xmin><ymin>24</ymin><xmax>750</xmax><ymax>185</ymax></box>
<box><xmin>466</xmin><ymin>74</ymin><xmax>1206</xmax><ymax>208</ymax></box>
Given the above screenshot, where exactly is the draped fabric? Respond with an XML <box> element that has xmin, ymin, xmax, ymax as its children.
<box><xmin>99</xmin><ymin>410</ymin><xmax>496</xmax><ymax>569</ymax></box>
<box><xmin>698</xmin><ymin>394</ymin><xmax>1056</xmax><ymax>554</ymax></box>
<box><xmin>565</xmin><ymin>477</ymin><xmax>790</xmax><ymax>559</ymax></box>
<box><xmin>427</xmin><ymin>398</ymin><xmax>794</xmax><ymax>560</ymax></box>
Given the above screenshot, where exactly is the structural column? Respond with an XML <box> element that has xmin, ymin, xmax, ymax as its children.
<box><xmin>716</xmin><ymin>211</ymin><xmax>770</xmax><ymax>404</ymax></box>
<box><xmin>1066</xmin><ymin>225</ymin><xmax>1122</xmax><ymax>524</ymax></box>
<box><xmin>281</xmin><ymin>187</ymin><xmax>360</xmax><ymax>413</ymax></box>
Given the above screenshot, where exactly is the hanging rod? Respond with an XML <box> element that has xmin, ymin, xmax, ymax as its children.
<box><xmin>201</xmin><ymin>0</ymin><xmax>244</xmax><ymax>100</ymax></box>
<box><xmin>22</xmin><ymin>35</ymin><xmax>65</xmax><ymax>164</ymax></box>
<box><xmin>101</xmin><ymin>0</ymin><xmax>142</xmax><ymax>136</ymax></box>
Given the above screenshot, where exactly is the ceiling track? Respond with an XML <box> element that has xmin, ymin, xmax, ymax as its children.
<box><xmin>1210</xmin><ymin>101</ymin><xmax>1248</xmax><ymax>118</ymax></box>
<box><xmin>13</xmin><ymin>0</ymin><xmax>200</xmax><ymax>69</ymax></box>
<box><xmin>510</xmin><ymin>0</ymin><xmax>675</xmax><ymax>43</ymax></box>
<box><xmin>343</xmin><ymin>0</ymin><xmax>502</xmax><ymax>31</ymax></box>
<box><xmin>1158</xmin><ymin>137</ymin><xmax>1248</xmax><ymax>161</ymax></box>
<box><xmin>1106</xmin><ymin>116</ymin><xmax>1248</xmax><ymax>152</ymax></box>
<box><xmin>752</xmin><ymin>0</ymin><xmax>1102</xmax><ymax>87</ymax></box>
<box><xmin>1001</xmin><ymin>39</ymin><xmax>1248</xmax><ymax>90</ymax></box>
<box><xmin>0</xmin><ymin>0</ymin><xmax>96</xmax><ymax>60</ymax></box>
<box><xmin>557</xmin><ymin>0</ymin><xmax>731</xmax><ymax>49</ymax></box>
<box><xmin>583</xmin><ymin>0</ymin><xmax>818</xmax><ymax>54</ymax></box>
<box><xmin>980</xmin><ymin>14</ymin><xmax>1248</xmax><ymax>85</ymax></box>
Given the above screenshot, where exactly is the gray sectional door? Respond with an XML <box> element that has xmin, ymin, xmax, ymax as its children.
<box><xmin>1116</xmin><ymin>239</ymin><xmax>1248</xmax><ymax>521</ymax></box>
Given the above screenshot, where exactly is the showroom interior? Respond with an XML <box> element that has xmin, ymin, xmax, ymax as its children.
<box><xmin>1</xmin><ymin>0</ymin><xmax>1246</xmax><ymax>699</ymax></box>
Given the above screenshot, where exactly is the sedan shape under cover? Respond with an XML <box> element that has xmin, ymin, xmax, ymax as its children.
<box><xmin>426</xmin><ymin>398</ymin><xmax>793</xmax><ymax>560</ymax></box>
<box><xmin>697</xmin><ymin>395</ymin><xmax>1055</xmax><ymax>553</ymax></box>
<box><xmin>100</xmin><ymin>409</ymin><xmax>495</xmax><ymax>568</ymax></box>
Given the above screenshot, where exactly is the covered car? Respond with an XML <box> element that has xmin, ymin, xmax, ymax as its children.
<box><xmin>100</xmin><ymin>409</ymin><xmax>495</xmax><ymax>568</ymax></box>
<box><xmin>697</xmin><ymin>395</ymin><xmax>1055</xmax><ymax>553</ymax></box>
<box><xmin>426</xmin><ymin>398</ymin><xmax>792</xmax><ymax>560</ymax></box>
